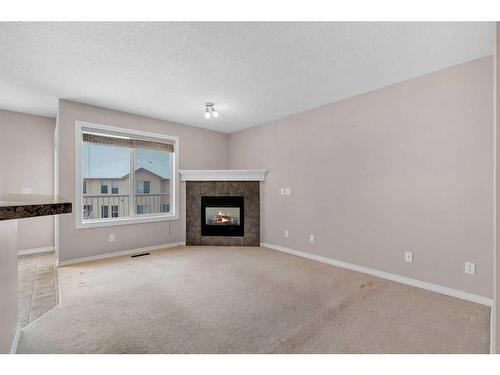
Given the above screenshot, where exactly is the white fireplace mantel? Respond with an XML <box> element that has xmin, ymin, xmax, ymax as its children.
<box><xmin>179</xmin><ymin>169</ymin><xmax>268</xmax><ymax>181</ymax></box>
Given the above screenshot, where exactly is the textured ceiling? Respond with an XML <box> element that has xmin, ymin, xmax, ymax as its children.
<box><xmin>0</xmin><ymin>22</ymin><xmax>493</xmax><ymax>133</ymax></box>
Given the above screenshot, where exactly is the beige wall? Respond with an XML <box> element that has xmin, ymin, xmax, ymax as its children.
<box><xmin>229</xmin><ymin>56</ymin><xmax>494</xmax><ymax>298</ymax></box>
<box><xmin>57</xmin><ymin>100</ymin><xmax>229</xmax><ymax>262</ymax></box>
<box><xmin>0</xmin><ymin>110</ymin><xmax>55</xmax><ymax>251</ymax></box>
<box><xmin>494</xmin><ymin>22</ymin><xmax>499</xmax><ymax>354</ymax></box>
<box><xmin>0</xmin><ymin>220</ymin><xmax>18</xmax><ymax>353</ymax></box>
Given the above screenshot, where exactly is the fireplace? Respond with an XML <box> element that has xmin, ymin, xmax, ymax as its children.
<box><xmin>184</xmin><ymin>180</ymin><xmax>261</xmax><ymax>246</ymax></box>
<box><xmin>201</xmin><ymin>196</ymin><xmax>244</xmax><ymax>237</ymax></box>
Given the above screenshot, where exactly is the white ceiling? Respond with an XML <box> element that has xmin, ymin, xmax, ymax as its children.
<box><xmin>0</xmin><ymin>22</ymin><xmax>493</xmax><ymax>133</ymax></box>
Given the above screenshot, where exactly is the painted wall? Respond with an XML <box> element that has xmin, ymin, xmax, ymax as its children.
<box><xmin>0</xmin><ymin>110</ymin><xmax>55</xmax><ymax>251</ymax></box>
<box><xmin>229</xmin><ymin>56</ymin><xmax>494</xmax><ymax>298</ymax></box>
<box><xmin>0</xmin><ymin>220</ymin><xmax>18</xmax><ymax>353</ymax></box>
<box><xmin>57</xmin><ymin>100</ymin><xmax>229</xmax><ymax>262</ymax></box>
<box><xmin>494</xmin><ymin>23</ymin><xmax>499</xmax><ymax>354</ymax></box>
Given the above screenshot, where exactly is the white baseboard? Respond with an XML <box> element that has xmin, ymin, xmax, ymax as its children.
<box><xmin>57</xmin><ymin>242</ymin><xmax>186</xmax><ymax>267</ymax></box>
<box><xmin>261</xmin><ymin>242</ymin><xmax>493</xmax><ymax>307</ymax></box>
<box><xmin>10</xmin><ymin>323</ymin><xmax>21</xmax><ymax>354</ymax></box>
<box><xmin>18</xmin><ymin>246</ymin><xmax>55</xmax><ymax>256</ymax></box>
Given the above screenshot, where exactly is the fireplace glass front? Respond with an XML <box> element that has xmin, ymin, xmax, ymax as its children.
<box><xmin>201</xmin><ymin>196</ymin><xmax>244</xmax><ymax>236</ymax></box>
<box><xmin>205</xmin><ymin>207</ymin><xmax>241</xmax><ymax>226</ymax></box>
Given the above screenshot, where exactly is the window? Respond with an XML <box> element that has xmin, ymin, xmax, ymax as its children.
<box><xmin>101</xmin><ymin>205</ymin><xmax>109</xmax><ymax>218</ymax></box>
<box><xmin>111</xmin><ymin>180</ymin><xmax>119</xmax><ymax>194</ymax></box>
<box><xmin>136</xmin><ymin>205</ymin><xmax>151</xmax><ymax>215</ymax></box>
<box><xmin>136</xmin><ymin>180</ymin><xmax>150</xmax><ymax>194</ymax></box>
<box><xmin>83</xmin><ymin>205</ymin><xmax>93</xmax><ymax>219</ymax></box>
<box><xmin>76</xmin><ymin>121</ymin><xmax>178</xmax><ymax>228</ymax></box>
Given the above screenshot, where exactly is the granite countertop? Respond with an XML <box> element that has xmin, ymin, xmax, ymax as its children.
<box><xmin>0</xmin><ymin>194</ymin><xmax>72</xmax><ymax>221</ymax></box>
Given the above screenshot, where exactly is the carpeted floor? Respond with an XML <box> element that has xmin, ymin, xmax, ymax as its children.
<box><xmin>17</xmin><ymin>246</ymin><xmax>490</xmax><ymax>354</ymax></box>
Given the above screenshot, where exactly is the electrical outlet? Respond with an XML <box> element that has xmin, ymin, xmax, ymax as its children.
<box><xmin>465</xmin><ymin>262</ymin><xmax>475</xmax><ymax>275</ymax></box>
<box><xmin>309</xmin><ymin>234</ymin><xmax>315</xmax><ymax>243</ymax></box>
<box><xmin>404</xmin><ymin>251</ymin><xmax>413</xmax><ymax>263</ymax></box>
<box><xmin>280</xmin><ymin>187</ymin><xmax>285</xmax><ymax>195</ymax></box>
<box><xmin>285</xmin><ymin>187</ymin><xmax>291</xmax><ymax>195</ymax></box>
<box><xmin>284</xmin><ymin>230</ymin><xmax>289</xmax><ymax>238</ymax></box>
<box><xmin>109</xmin><ymin>233</ymin><xmax>115</xmax><ymax>242</ymax></box>
<box><xmin>21</xmin><ymin>187</ymin><xmax>32</xmax><ymax>194</ymax></box>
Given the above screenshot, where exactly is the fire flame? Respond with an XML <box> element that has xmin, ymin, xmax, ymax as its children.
<box><xmin>214</xmin><ymin>210</ymin><xmax>231</xmax><ymax>224</ymax></box>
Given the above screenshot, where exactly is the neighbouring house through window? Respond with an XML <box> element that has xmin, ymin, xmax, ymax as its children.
<box><xmin>83</xmin><ymin>204</ymin><xmax>93</xmax><ymax>219</ymax></box>
<box><xmin>136</xmin><ymin>204</ymin><xmax>151</xmax><ymax>215</ymax></box>
<box><xmin>112</xmin><ymin>180</ymin><xmax>119</xmax><ymax>194</ymax></box>
<box><xmin>136</xmin><ymin>180</ymin><xmax>150</xmax><ymax>194</ymax></box>
<box><xmin>77</xmin><ymin>122</ymin><xmax>178</xmax><ymax>228</ymax></box>
<box><xmin>101</xmin><ymin>205</ymin><xmax>109</xmax><ymax>218</ymax></box>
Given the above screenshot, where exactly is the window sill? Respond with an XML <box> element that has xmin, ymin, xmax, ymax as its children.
<box><xmin>75</xmin><ymin>213</ymin><xmax>179</xmax><ymax>229</ymax></box>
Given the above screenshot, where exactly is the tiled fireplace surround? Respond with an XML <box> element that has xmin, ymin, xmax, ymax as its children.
<box><xmin>185</xmin><ymin>181</ymin><xmax>260</xmax><ymax>246</ymax></box>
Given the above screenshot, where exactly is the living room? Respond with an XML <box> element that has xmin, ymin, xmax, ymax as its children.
<box><xmin>1</xmin><ymin>2</ymin><xmax>500</xmax><ymax>373</ymax></box>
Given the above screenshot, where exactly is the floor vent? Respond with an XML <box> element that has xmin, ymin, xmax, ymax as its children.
<box><xmin>131</xmin><ymin>253</ymin><xmax>150</xmax><ymax>258</ymax></box>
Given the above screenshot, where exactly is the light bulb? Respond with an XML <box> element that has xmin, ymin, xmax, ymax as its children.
<box><xmin>212</xmin><ymin>110</ymin><xmax>219</xmax><ymax>118</ymax></box>
<box><xmin>205</xmin><ymin>110</ymin><xmax>211</xmax><ymax>119</ymax></box>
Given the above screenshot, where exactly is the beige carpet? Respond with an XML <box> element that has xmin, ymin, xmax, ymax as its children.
<box><xmin>17</xmin><ymin>246</ymin><xmax>490</xmax><ymax>353</ymax></box>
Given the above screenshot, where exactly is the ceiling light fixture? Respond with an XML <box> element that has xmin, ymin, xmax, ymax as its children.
<box><xmin>204</xmin><ymin>102</ymin><xmax>218</xmax><ymax>119</ymax></box>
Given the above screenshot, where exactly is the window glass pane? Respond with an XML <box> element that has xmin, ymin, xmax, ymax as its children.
<box><xmin>83</xmin><ymin>205</ymin><xmax>93</xmax><ymax>220</ymax></box>
<box><xmin>136</xmin><ymin>181</ymin><xmax>144</xmax><ymax>194</ymax></box>
<box><xmin>136</xmin><ymin>205</ymin><xmax>151</xmax><ymax>215</ymax></box>
<box><xmin>82</xmin><ymin>142</ymin><xmax>130</xmax><ymax>221</ymax></box>
<box><xmin>81</xmin><ymin>130</ymin><xmax>175</xmax><ymax>223</ymax></box>
<box><xmin>134</xmin><ymin>148</ymin><xmax>172</xmax><ymax>215</ymax></box>
<box><xmin>111</xmin><ymin>180</ymin><xmax>119</xmax><ymax>194</ymax></box>
<box><xmin>101</xmin><ymin>205</ymin><xmax>109</xmax><ymax>218</ymax></box>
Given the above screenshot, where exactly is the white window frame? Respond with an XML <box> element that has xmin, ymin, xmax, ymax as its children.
<box><xmin>75</xmin><ymin>121</ymin><xmax>180</xmax><ymax>229</ymax></box>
